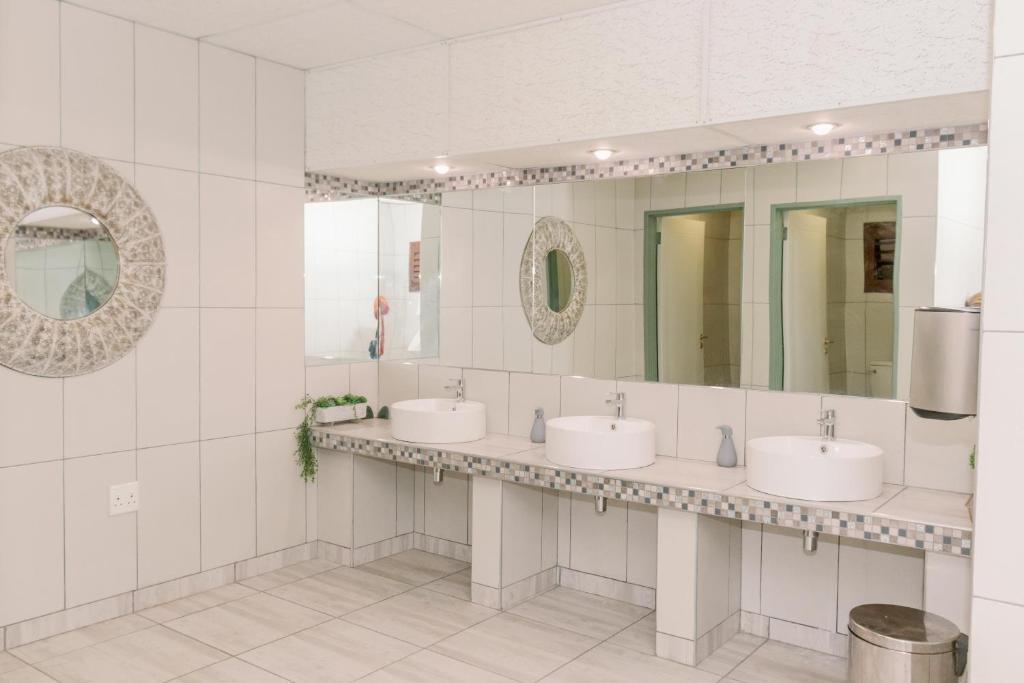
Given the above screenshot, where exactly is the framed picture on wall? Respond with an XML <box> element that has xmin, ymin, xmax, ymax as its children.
<box><xmin>863</xmin><ymin>221</ymin><xmax>896</xmax><ymax>293</ymax></box>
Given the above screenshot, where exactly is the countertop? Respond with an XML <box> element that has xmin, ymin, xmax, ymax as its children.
<box><xmin>312</xmin><ymin>420</ymin><xmax>972</xmax><ymax>556</ymax></box>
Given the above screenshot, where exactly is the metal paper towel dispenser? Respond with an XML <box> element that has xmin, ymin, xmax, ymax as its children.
<box><xmin>909</xmin><ymin>307</ymin><xmax>980</xmax><ymax>419</ymax></box>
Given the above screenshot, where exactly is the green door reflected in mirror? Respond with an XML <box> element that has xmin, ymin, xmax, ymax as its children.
<box><xmin>545</xmin><ymin>249</ymin><xmax>573</xmax><ymax>313</ymax></box>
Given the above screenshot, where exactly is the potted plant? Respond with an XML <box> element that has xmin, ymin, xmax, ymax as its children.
<box><xmin>294</xmin><ymin>393</ymin><xmax>370</xmax><ymax>481</ymax></box>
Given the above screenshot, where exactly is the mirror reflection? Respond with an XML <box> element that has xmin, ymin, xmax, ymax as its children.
<box><xmin>545</xmin><ymin>249</ymin><xmax>573</xmax><ymax>313</ymax></box>
<box><xmin>6</xmin><ymin>206</ymin><xmax>118</xmax><ymax>320</ymax></box>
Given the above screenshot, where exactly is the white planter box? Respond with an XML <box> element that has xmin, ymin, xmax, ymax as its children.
<box><xmin>314</xmin><ymin>403</ymin><xmax>369</xmax><ymax>425</ymax></box>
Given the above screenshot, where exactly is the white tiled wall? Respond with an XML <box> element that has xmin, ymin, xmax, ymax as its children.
<box><xmin>0</xmin><ymin>0</ymin><xmax>305</xmax><ymax>632</ymax></box>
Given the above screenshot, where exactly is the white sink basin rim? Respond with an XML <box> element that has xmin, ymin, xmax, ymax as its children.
<box><xmin>746</xmin><ymin>435</ymin><xmax>883</xmax><ymax>502</ymax></box>
<box><xmin>390</xmin><ymin>398</ymin><xmax>487</xmax><ymax>444</ymax></box>
<box><xmin>545</xmin><ymin>416</ymin><xmax>656</xmax><ymax>471</ymax></box>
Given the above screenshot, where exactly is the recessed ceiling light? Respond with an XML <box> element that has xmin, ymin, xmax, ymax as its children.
<box><xmin>590</xmin><ymin>148</ymin><xmax>616</xmax><ymax>161</ymax></box>
<box><xmin>432</xmin><ymin>161</ymin><xmax>451</xmax><ymax>175</ymax></box>
<box><xmin>807</xmin><ymin>122</ymin><xmax>838</xmax><ymax>136</ymax></box>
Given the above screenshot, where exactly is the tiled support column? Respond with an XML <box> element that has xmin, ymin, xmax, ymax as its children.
<box><xmin>470</xmin><ymin>476</ymin><xmax>558</xmax><ymax>610</ymax></box>
<box><xmin>315</xmin><ymin>449</ymin><xmax>416</xmax><ymax>565</ymax></box>
<box><xmin>924</xmin><ymin>552</ymin><xmax>972</xmax><ymax>635</ymax></box>
<box><xmin>655</xmin><ymin>507</ymin><xmax>742</xmax><ymax>666</ymax></box>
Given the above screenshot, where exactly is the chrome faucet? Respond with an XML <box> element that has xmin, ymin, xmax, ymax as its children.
<box><xmin>817</xmin><ymin>408</ymin><xmax>836</xmax><ymax>441</ymax></box>
<box><xmin>606</xmin><ymin>392</ymin><xmax>626</xmax><ymax>419</ymax></box>
<box><xmin>445</xmin><ymin>378</ymin><xmax>465</xmax><ymax>402</ymax></box>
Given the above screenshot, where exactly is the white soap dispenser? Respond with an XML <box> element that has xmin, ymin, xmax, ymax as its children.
<box><xmin>716</xmin><ymin>425</ymin><xmax>737</xmax><ymax>468</ymax></box>
<box><xmin>530</xmin><ymin>407</ymin><xmax>546</xmax><ymax>443</ymax></box>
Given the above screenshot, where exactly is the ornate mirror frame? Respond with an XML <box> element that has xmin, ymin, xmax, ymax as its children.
<box><xmin>0</xmin><ymin>147</ymin><xmax>165</xmax><ymax>377</ymax></box>
<box><xmin>520</xmin><ymin>215</ymin><xmax>587</xmax><ymax>345</ymax></box>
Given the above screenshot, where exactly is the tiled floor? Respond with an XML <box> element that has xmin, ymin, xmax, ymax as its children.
<box><xmin>0</xmin><ymin>551</ymin><xmax>849</xmax><ymax>683</ymax></box>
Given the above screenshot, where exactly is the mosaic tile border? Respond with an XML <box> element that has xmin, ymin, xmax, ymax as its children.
<box><xmin>311</xmin><ymin>430</ymin><xmax>972</xmax><ymax>557</ymax></box>
<box><xmin>306</xmin><ymin>123</ymin><xmax>987</xmax><ymax>202</ymax></box>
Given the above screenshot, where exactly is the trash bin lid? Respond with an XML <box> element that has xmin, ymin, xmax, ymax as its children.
<box><xmin>849</xmin><ymin>604</ymin><xmax>960</xmax><ymax>654</ymax></box>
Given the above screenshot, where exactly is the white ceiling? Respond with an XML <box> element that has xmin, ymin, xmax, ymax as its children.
<box><xmin>67</xmin><ymin>0</ymin><xmax>623</xmax><ymax>69</ymax></box>
<box><xmin>328</xmin><ymin>91</ymin><xmax>990</xmax><ymax>181</ymax></box>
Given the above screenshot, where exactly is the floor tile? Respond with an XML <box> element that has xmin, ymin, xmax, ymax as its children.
<box><xmin>729</xmin><ymin>640</ymin><xmax>847</xmax><ymax>683</ymax></box>
<box><xmin>0</xmin><ymin>667</ymin><xmax>58</xmax><ymax>682</ymax></box>
<box><xmin>239</xmin><ymin>559</ymin><xmax>339</xmax><ymax>591</ymax></box>
<box><xmin>432</xmin><ymin>613</ymin><xmax>597</xmax><ymax>683</ymax></box>
<box><xmin>268</xmin><ymin>566</ymin><xmax>412</xmax><ymax>617</ymax></box>
<box><xmin>10</xmin><ymin>616</ymin><xmax>153</xmax><ymax>665</ymax></box>
<box><xmin>239</xmin><ymin>619</ymin><xmax>417</xmax><ymax>683</ymax></box>
<box><xmin>36</xmin><ymin>626</ymin><xmax>224</xmax><ymax>683</ymax></box>
<box><xmin>421</xmin><ymin>569</ymin><xmax>470</xmax><ymax>601</ymax></box>
<box><xmin>355</xmin><ymin>551</ymin><xmax>468</xmax><ymax>587</ymax></box>
<box><xmin>166</xmin><ymin>593</ymin><xmax>330</xmax><ymax>655</ymax></box>
<box><xmin>0</xmin><ymin>653</ymin><xmax>25</xmax><ymax>674</ymax></box>
<box><xmin>173</xmin><ymin>657</ymin><xmax>289</xmax><ymax>682</ymax></box>
<box><xmin>137</xmin><ymin>584</ymin><xmax>257</xmax><ymax>624</ymax></box>
<box><xmin>508</xmin><ymin>587</ymin><xmax>650</xmax><ymax>640</ymax></box>
<box><xmin>696</xmin><ymin>632</ymin><xmax>765</xmax><ymax>676</ymax></box>
<box><xmin>361</xmin><ymin>649</ymin><xmax>516</xmax><ymax>682</ymax></box>
<box><xmin>542</xmin><ymin>643</ymin><xmax>719</xmax><ymax>683</ymax></box>
<box><xmin>343</xmin><ymin>588</ymin><xmax>496</xmax><ymax>647</ymax></box>
<box><xmin>606</xmin><ymin>613</ymin><xmax>656</xmax><ymax>655</ymax></box>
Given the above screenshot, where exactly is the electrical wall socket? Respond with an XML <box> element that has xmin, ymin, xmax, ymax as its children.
<box><xmin>109</xmin><ymin>481</ymin><xmax>139</xmax><ymax>515</ymax></box>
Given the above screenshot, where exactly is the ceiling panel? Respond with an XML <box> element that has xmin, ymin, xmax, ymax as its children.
<box><xmin>204</xmin><ymin>2</ymin><xmax>439</xmax><ymax>69</ymax></box>
<box><xmin>65</xmin><ymin>0</ymin><xmax>339</xmax><ymax>38</ymax></box>
<box><xmin>353</xmin><ymin>0</ymin><xmax>623</xmax><ymax>41</ymax></box>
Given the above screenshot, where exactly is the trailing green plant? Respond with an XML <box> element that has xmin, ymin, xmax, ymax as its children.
<box><xmin>294</xmin><ymin>393</ymin><xmax>368</xmax><ymax>481</ymax></box>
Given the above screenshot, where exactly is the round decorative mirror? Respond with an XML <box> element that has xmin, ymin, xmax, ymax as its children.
<box><xmin>520</xmin><ymin>216</ymin><xmax>587</xmax><ymax>345</ymax></box>
<box><xmin>7</xmin><ymin>206</ymin><xmax>119</xmax><ymax>320</ymax></box>
<box><xmin>0</xmin><ymin>146</ymin><xmax>165</xmax><ymax>377</ymax></box>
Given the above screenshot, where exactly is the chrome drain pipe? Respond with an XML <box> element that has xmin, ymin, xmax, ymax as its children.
<box><xmin>433</xmin><ymin>463</ymin><xmax>444</xmax><ymax>484</ymax></box>
<box><xmin>803</xmin><ymin>530</ymin><xmax>819</xmax><ymax>552</ymax></box>
<box><xmin>595</xmin><ymin>495</ymin><xmax>607</xmax><ymax>514</ymax></box>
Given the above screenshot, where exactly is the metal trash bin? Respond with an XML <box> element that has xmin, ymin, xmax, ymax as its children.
<box><xmin>849</xmin><ymin>604</ymin><xmax>968</xmax><ymax>682</ymax></box>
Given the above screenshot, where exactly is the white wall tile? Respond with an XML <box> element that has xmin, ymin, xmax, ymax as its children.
<box><xmin>305</xmin><ymin>363</ymin><xmax>349</xmax><ymax>399</ymax></box>
<box><xmin>200</xmin><ymin>434</ymin><xmax>256</xmax><ymax>570</ymax></box>
<box><xmin>502</xmin><ymin>186</ymin><xmax>533</xmax><ymax>215</ymax></box>
<box><xmin>464</xmin><ymin>369</ymin><xmax>509</xmax><ymax>433</ymax></box>
<box><xmin>841</xmin><ymin>155</ymin><xmax>887</xmax><ymax>199</ymax></box>
<box><xmin>503</xmin><ymin>213</ymin><xmax>532</xmax><ymax>306</ymax></box>
<box><xmin>379</xmin><ymin>361</ymin><xmax>418</xmax><ymax>406</ymax></box>
<box><xmin>614</xmin><ymin>178</ymin><xmax>636</xmax><ymax>229</ymax></box>
<box><xmin>199</xmin><ymin>174</ymin><xmax>256</xmax><ymax>307</ymax></box>
<box><xmin>796</xmin><ymin>159</ymin><xmax>842</xmax><ymax>203</ymax></box>
<box><xmin>0</xmin><ymin>0</ymin><xmax>59</xmax><ymax>145</ymax></box>
<box><xmin>534</xmin><ymin>183</ymin><xmax>573</xmax><ymax>221</ymax></box>
<box><xmin>256</xmin><ymin>183</ymin><xmax>305</xmax><ymax>308</ymax></box>
<box><xmin>425</xmin><ymin>472</ymin><xmax>469</xmax><ymax>544</ymax></box>
<box><xmin>531</xmin><ymin>337</ymin><xmax>552</xmax><ymax>375</ymax></box>
<box><xmin>683</xmin><ymin>170</ymin><xmax>721</xmax><ymax>208</ymax></box>
<box><xmin>440</xmin><ymin>307</ymin><xmax>473</xmax><ymax>367</ymax></box>
<box><xmin>417</xmin><ymin>365</ymin><xmax>461</xmax><ymax>399</ymax></box>
<box><xmin>0</xmin><ymin>367</ymin><xmax>61</xmax><ymax>467</ymax></box>
<box><xmin>442</xmin><ymin>190</ymin><xmax>472</xmax><ymax>209</ymax></box>
<box><xmin>138</xmin><ymin>442</ymin><xmax>200</xmax><ymax>587</ymax></box>
<box><xmin>396</xmin><ymin>463</ymin><xmax>414</xmax><ymax>536</ymax></box>
<box><xmin>761</xmin><ymin>526</ymin><xmax>838</xmax><ymax>631</ymax></box>
<box><xmin>897</xmin><ymin>216</ymin><xmax>937</xmax><ymax>308</ymax></box>
<box><xmin>256</xmin><ymin>60</ymin><xmax>304</xmax><ymax>186</ymax></box>
<box><xmin>616</xmin><ymin>380</ymin><xmax>678</xmax><ymax>455</ymax></box>
<box><xmin>560</xmin><ymin>375</ymin><xmax>616</xmax><ymax>416</ymax></box>
<box><xmin>508</xmin><ymin>372</ymin><xmax>560</xmax><ymax>438</ymax></box>
<box><xmin>751</xmin><ymin>224</ymin><xmax>771</xmax><ymax>304</ymax></box>
<box><xmin>571</xmin><ymin>181</ymin><xmax>595</xmax><ymax>224</ymax></box>
<box><xmin>503</xmin><ymin>306</ymin><xmax>533</xmax><ymax>372</ymax></box>
<box><xmin>750</xmin><ymin>303</ymin><xmax>770</xmax><ymax>387</ymax></box>
<box><xmin>721</xmin><ymin>167</ymin><xmax>748</xmax><ymax>205</ymax></box>
<box><xmin>614</xmin><ymin>305</ymin><xmax>637</xmax><ymax>378</ymax></box>
<box><xmin>134</xmin><ymin>25</ymin><xmax>198</xmax><ymax>170</ymax></box>
<box><xmin>651</xmin><ymin>173</ymin><xmax>686</xmax><ymax>211</ymax></box>
<box><xmin>904</xmin><ymin>410</ymin><xmax>975</xmax><ymax>493</ymax></box>
<box><xmin>502</xmin><ymin>483</ymin><xmax>543</xmax><ymax>586</ymax></box>
<box><xmin>473</xmin><ymin>188</ymin><xmax>503</xmax><ymax>212</ymax></box>
<box><xmin>924</xmin><ymin>553</ymin><xmax>971</xmax><ymax>634</ymax></box>
<box><xmin>0</xmin><ymin>461</ymin><xmax>63</xmax><ymax>626</ymax></box>
<box><xmin>677</xmin><ymin>385</ymin><xmax>746</xmax><ymax>463</ymax></box>
<box><xmin>836</xmin><ymin>539</ymin><xmax>923</xmax><ymax>634</ymax></box>
<box><xmin>199</xmin><ymin>43</ymin><xmax>254</xmax><ymax>178</ymax></box>
<box><xmin>822</xmin><ymin>396</ymin><xmax>906</xmax><ymax>485</ymax></box>
<box><xmin>740</xmin><ymin>522</ymin><xmax>762</xmax><ymax>612</ymax></box>
<box><xmin>60</xmin><ymin>4</ymin><xmax>132</xmax><ymax>161</ymax></box>
<box><xmin>753</xmin><ymin>163</ymin><xmax>796</xmax><ymax>225</ymax></box>
<box><xmin>472</xmin><ymin>210</ymin><xmax>502</xmax><ymax>306</ymax></box>
<box><xmin>594</xmin><ymin>305</ymin><xmax>616</xmax><ymax>379</ymax></box>
<box><xmin>745</xmin><ymin>390</ymin><xmax>820</xmax><ymax>440</ymax></box>
<box><xmin>594</xmin><ymin>180</ymin><xmax>616</xmax><ymax>227</ymax></box>
<box><xmin>64</xmin><ymin>353</ymin><xmax>136</xmax><ymax>459</ymax></box>
<box><xmin>353</xmin><ymin>457</ymin><xmax>396</xmax><ymax>547</ymax></box>
<box><xmin>137</xmin><ymin>308</ymin><xmax>200</xmax><ymax>449</ymax></box>
<box><xmin>441</xmin><ymin>207</ymin><xmax>472</xmax><ymax>308</ymax></box>
<box><xmin>200</xmin><ymin>308</ymin><xmax>255</xmax><ymax>440</ymax></box>
<box><xmin>64</xmin><ymin>451</ymin><xmax>137</xmax><ymax>607</ymax></box>
<box><xmin>472</xmin><ymin>307</ymin><xmax>503</xmax><ymax>369</ymax></box>
<box><xmin>256</xmin><ymin>429</ymin><xmax>306</xmax><ymax>554</ymax></box>
<box><xmin>595</xmin><ymin>227</ymin><xmax>617</xmax><ymax>304</ymax></box>
<box><xmin>570</xmin><ymin>494</ymin><xmax>627</xmax><ymax>582</ymax></box>
<box><xmin>316</xmin><ymin>450</ymin><xmax>352</xmax><ymax>547</ymax></box>
<box><xmin>626</xmin><ymin>503</ymin><xmax>657</xmax><ymax>588</ymax></box>
<box><xmin>888</xmin><ymin>150</ymin><xmax>938</xmax><ymax>217</ymax></box>
<box><xmin>615</xmin><ymin>229</ymin><xmax>635</xmax><ymax>305</ymax></box>
<box><xmin>970</xmin><ymin>598</ymin><xmax>1024</xmax><ymax>683</ymax></box>
<box><xmin>656</xmin><ymin>507</ymin><xmax>697</xmax><ymax>640</ymax></box>
<box><xmin>256</xmin><ymin>308</ymin><xmax>305</xmax><ymax>431</ymax></box>
<box><xmin>350</xmin><ymin>361</ymin><xmax>379</xmax><ymax>410</ymax></box>
<box><xmin>571</xmin><ymin>306</ymin><xmax>596</xmax><ymax>377</ymax></box>
<box><xmin>135</xmin><ymin>165</ymin><xmax>199</xmax><ymax>307</ymax></box>
<box><xmin>471</xmin><ymin>477</ymin><xmax>502</xmax><ymax>588</ymax></box>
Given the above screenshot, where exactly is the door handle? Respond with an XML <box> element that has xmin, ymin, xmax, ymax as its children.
<box><xmin>699</xmin><ymin>334</ymin><xmax>709</xmax><ymax>349</ymax></box>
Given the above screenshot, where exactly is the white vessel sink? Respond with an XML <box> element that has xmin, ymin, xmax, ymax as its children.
<box><xmin>747</xmin><ymin>436</ymin><xmax>884</xmax><ymax>502</ymax></box>
<box><xmin>545</xmin><ymin>416</ymin><xmax>656</xmax><ymax>470</ymax></box>
<box><xmin>390</xmin><ymin>398</ymin><xmax>486</xmax><ymax>444</ymax></box>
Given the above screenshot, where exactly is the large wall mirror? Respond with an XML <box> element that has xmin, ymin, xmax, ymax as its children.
<box><xmin>0</xmin><ymin>147</ymin><xmax>165</xmax><ymax>377</ymax></box>
<box><xmin>304</xmin><ymin>144</ymin><xmax>987</xmax><ymax>404</ymax></box>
